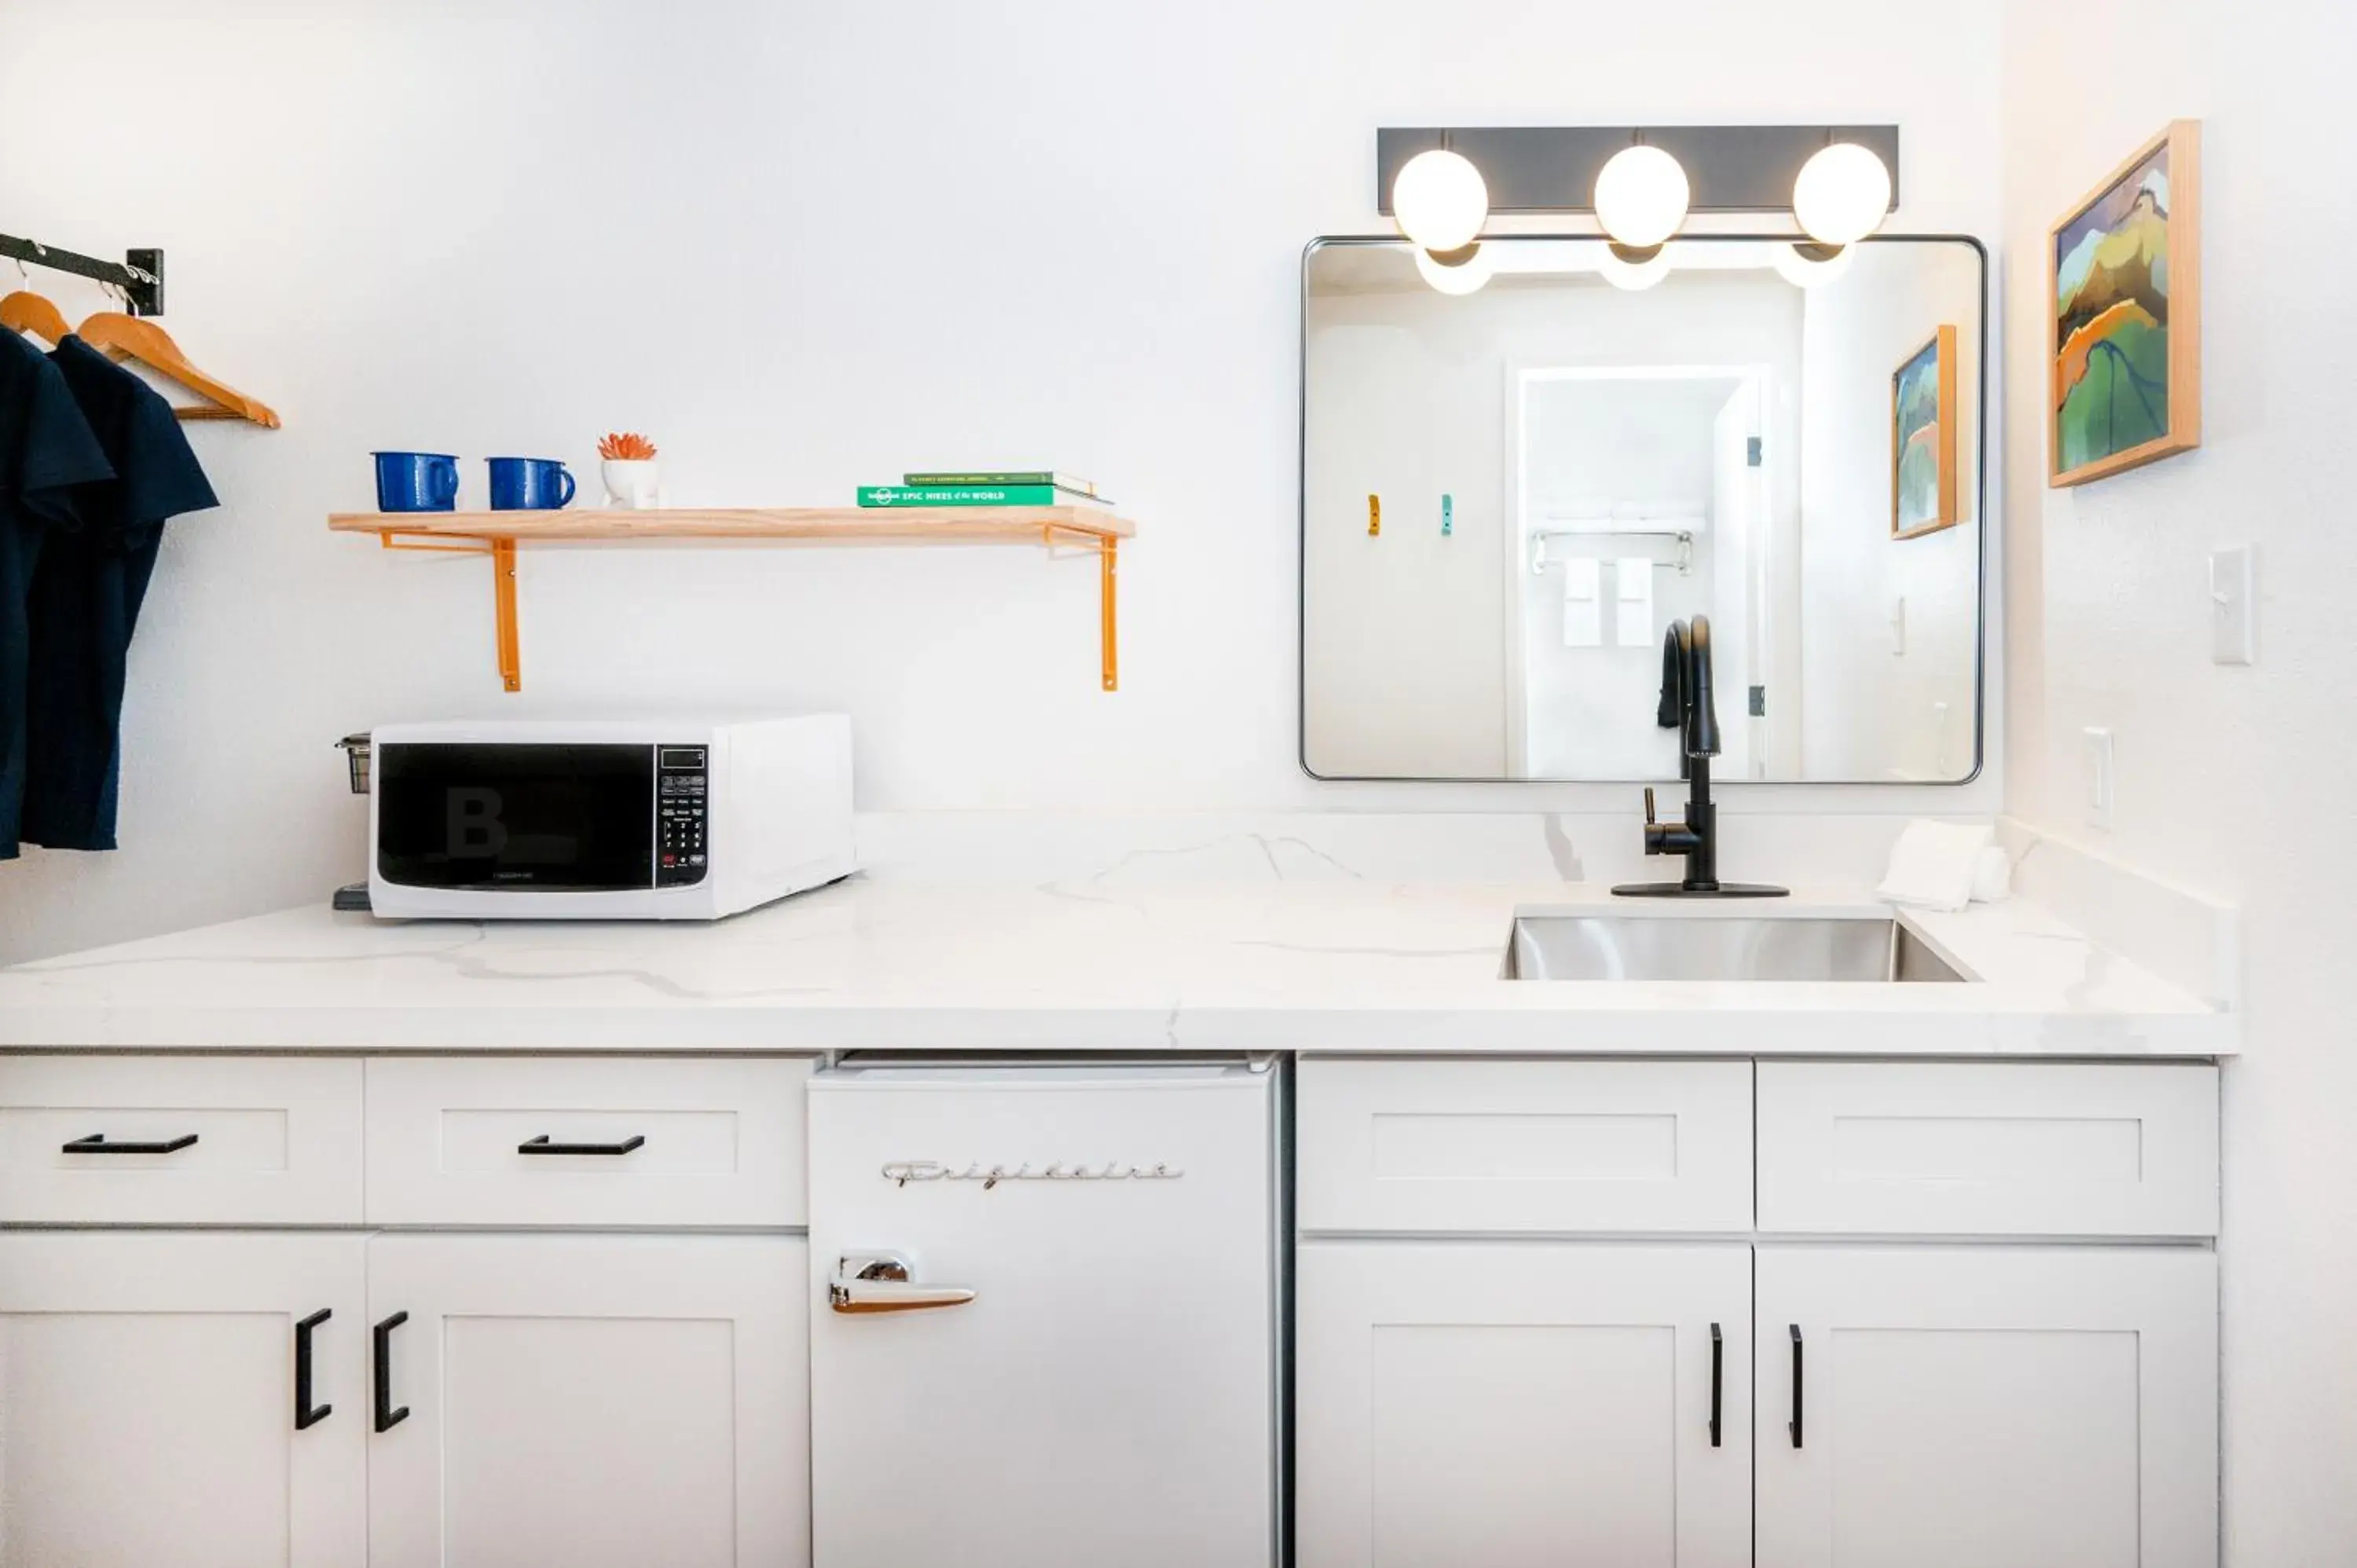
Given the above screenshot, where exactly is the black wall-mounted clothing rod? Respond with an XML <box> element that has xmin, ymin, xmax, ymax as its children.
<box><xmin>0</xmin><ymin>233</ymin><xmax>164</xmax><ymax>316</ymax></box>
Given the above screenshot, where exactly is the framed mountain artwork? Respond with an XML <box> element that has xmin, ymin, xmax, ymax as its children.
<box><xmin>1893</xmin><ymin>325</ymin><xmax>1959</xmax><ymax>538</ymax></box>
<box><xmin>2050</xmin><ymin>119</ymin><xmax>2202</xmax><ymax>486</ymax></box>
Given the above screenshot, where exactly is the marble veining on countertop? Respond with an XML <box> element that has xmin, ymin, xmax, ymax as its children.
<box><xmin>0</xmin><ymin>875</ymin><xmax>2233</xmax><ymax>1057</ymax></box>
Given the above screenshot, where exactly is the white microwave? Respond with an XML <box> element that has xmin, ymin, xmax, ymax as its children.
<box><xmin>366</xmin><ymin>715</ymin><xmax>855</xmax><ymax>921</ymax></box>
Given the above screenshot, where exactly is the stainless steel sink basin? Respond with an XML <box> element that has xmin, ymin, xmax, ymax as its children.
<box><xmin>1506</xmin><ymin>916</ymin><xmax>1967</xmax><ymax>983</ymax></box>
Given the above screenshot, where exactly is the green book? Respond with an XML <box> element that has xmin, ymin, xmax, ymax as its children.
<box><xmin>903</xmin><ymin>470</ymin><xmax>1098</xmax><ymax>497</ymax></box>
<box><xmin>858</xmin><ymin>485</ymin><xmax>1101</xmax><ymax>508</ymax></box>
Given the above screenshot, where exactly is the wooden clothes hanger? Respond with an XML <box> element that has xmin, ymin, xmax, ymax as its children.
<box><xmin>1</xmin><ymin>289</ymin><xmax>73</xmax><ymax>346</ymax></box>
<box><xmin>75</xmin><ymin>310</ymin><xmax>281</xmax><ymax>428</ymax></box>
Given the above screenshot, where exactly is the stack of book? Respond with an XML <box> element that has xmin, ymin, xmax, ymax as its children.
<box><xmin>856</xmin><ymin>470</ymin><xmax>1112</xmax><ymax>510</ymax></box>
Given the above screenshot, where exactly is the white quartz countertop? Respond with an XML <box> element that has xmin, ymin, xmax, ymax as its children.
<box><xmin>0</xmin><ymin>878</ymin><xmax>2233</xmax><ymax>1057</ymax></box>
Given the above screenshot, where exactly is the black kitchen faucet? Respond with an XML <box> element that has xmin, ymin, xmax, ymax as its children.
<box><xmin>1612</xmin><ymin>616</ymin><xmax>1789</xmax><ymax>899</ymax></box>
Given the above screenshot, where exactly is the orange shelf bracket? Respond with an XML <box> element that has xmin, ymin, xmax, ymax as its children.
<box><xmin>379</xmin><ymin>530</ymin><xmax>522</xmax><ymax>691</ymax></box>
<box><xmin>376</xmin><ymin>529</ymin><xmax>489</xmax><ymax>557</ymax></box>
<box><xmin>1102</xmin><ymin>535</ymin><xmax>1118</xmax><ymax>692</ymax></box>
<box><xmin>1045</xmin><ymin>524</ymin><xmax>1118</xmax><ymax>691</ymax></box>
<box><xmin>491</xmin><ymin>539</ymin><xmax>521</xmax><ymax>692</ymax></box>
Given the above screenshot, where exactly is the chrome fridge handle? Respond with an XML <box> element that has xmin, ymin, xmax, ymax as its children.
<box><xmin>829</xmin><ymin>1251</ymin><xmax>977</xmax><ymax>1315</ymax></box>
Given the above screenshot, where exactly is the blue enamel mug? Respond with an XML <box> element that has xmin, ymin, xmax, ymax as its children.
<box><xmin>372</xmin><ymin>451</ymin><xmax>460</xmax><ymax>512</ymax></box>
<box><xmin>487</xmin><ymin>456</ymin><xmax>577</xmax><ymax>511</ymax></box>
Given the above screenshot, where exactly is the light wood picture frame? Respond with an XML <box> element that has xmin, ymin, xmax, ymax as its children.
<box><xmin>1892</xmin><ymin>324</ymin><xmax>1959</xmax><ymax>539</ymax></box>
<box><xmin>2050</xmin><ymin>119</ymin><xmax>2202</xmax><ymax>487</ymax></box>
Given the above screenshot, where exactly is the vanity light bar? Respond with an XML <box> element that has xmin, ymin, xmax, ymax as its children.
<box><xmin>1375</xmin><ymin>126</ymin><xmax>1900</xmax><ymax>216</ymax></box>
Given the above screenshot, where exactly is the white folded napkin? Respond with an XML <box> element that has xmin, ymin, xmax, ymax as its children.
<box><xmin>1877</xmin><ymin>820</ymin><xmax>1997</xmax><ymax>912</ymax></box>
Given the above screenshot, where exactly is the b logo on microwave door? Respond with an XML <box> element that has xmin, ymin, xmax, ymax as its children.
<box><xmin>446</xmin><ymin>786</ymin><xmax>508</xmax><ymax>857</ymax></box>
<box><xmin>881</xmin><ymin>1160</ymin><xmax>1186</xmax><ymax>1190</ymax></box>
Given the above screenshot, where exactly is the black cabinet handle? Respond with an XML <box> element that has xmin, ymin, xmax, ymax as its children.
<box><xmin>294</xmin><ymin>1309</ymin><xmax>332</xmax><ymax>1430</ymax></box>
<box><xmin>517</xmin><ymin>1134</ymin><xmax>646</xmax><ymax>1156</ymax></box>
<box><xmin>373</xmin><ymin>1311</ymin><xmax>411</xmax><ymax>1432</ymax></box>
<box><xmin>1709</xmin><ymin>1322</ymin><xmax>1723</xmax><ymax>1448</ymax></box>
<box><xmin>61</xmin><ymin>1132</ymin><xmax>199</xmax><ymax>1155</ymax></box>
<box><xmin>1787</xmin><ymin>1324</ymin><xmax>1805</xmax><ymax>1449</ymax></box>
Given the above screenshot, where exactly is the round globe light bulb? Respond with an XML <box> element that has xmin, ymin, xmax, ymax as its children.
<box><xmin>1793</xmin><ymin>142</ymin><xmax>1892</xmax><ymax>247</ymax></box>
<box><xmin>1392</xmin><ymin>149</ymin><xmax>1488</xmax><ymax>252</ymax></box>
<box><xmin>1593</xmin><ymin>145</ymin><xmax>1691</xmax><ymax>250</ymax></box>
<box><xmin>1415</xmin><ymin>243</ymin><xmax>1495</xmax><ymax>296</ymax></box>
<box><xmin>1771</xmin><ymin>241</ymin><xmax>1857</xmax><ymax>288</ymax></box>
<box><xmin>1596</xmin><ymin>244</ymin><xmax>1673</xmax><ymax>291</ymax></box>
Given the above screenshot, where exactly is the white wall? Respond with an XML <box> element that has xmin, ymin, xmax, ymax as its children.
<box><xmin>1798</xmin><ymin>242</ymin><xmax>1985</xmax><ymax>779</ymax></box>
<box><xmin>0</xmin><ymin>0</ymin><xmax>2002</xmax><ymax>959</ymax></box>
<box><xmin>1999</xmin><ymin>1</ymin><xmax>2357</xmax><ymax>1560</ymax></box>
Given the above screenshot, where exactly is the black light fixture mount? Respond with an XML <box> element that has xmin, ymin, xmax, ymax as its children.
<box><xmin>1374</xmin><ymin>124</ymin><xmax>1900</xmax><ymax>219</ymax></box>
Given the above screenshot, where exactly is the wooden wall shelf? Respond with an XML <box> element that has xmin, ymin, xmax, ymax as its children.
<box><xmin>329</xmin><ymin>507</ymin><xmax>1134</xmax><ymax>693</ymax></box>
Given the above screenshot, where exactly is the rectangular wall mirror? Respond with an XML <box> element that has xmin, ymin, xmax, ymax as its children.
<box><xmin>1300</xmin><ymin>234</ymin><xmax>1987</xmax><ymax>783</ymax></box>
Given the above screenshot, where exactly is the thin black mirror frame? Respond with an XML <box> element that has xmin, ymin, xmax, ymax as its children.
<box><xmin>1296</xmin><ymin>231</ymin><xmax>1991</xmax><ymax>786</ymax></box>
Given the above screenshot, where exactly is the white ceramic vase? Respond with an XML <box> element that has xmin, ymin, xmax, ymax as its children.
<box><xmin>601</xmin><ymin>459</ymin><xmax>662</xmax><ymax>509</ymax></box>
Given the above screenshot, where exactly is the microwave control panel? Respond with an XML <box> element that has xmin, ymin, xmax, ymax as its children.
<box><xmin>656</xmin><ymin>746</ymin><xmax>709</xmax><ymax>887</ymax></box>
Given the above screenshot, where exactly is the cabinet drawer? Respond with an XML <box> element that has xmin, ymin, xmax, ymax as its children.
<box><xmin>1297</xmin><ymin>1058</ymin><xmax>1753</xmax><ymax>1233</ymax></box>
<box><xmin>365</xmin><ymin>1057</ymin><xmax>812</xmax><ymax>1228</ymax></box>
<box><xmin>0</xmin><ymin>1055</ymin><xmax>362</xmax><ymax>1224</ymax></box>
<box><xmin>1757</xmin><ymin>1062</ymin><xmax>2219</xmax><ymax>1236</ymax></box>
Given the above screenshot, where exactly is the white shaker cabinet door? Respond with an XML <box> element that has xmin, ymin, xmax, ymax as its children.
<box><xmin>1755</xmin><ymin>1244</ymin><xmax>2217</xmax><ymax>1568</ymax></box>
<box><xmin>1296</xmin><ymin>1240</ymin><xmax>1753</xmax><ymax>1568</ymax></box>
<box><xmin>364</xmin><ymin>1233</ymin><xmax>808</xmax><ymax>1568</ymax></box>
<box><xmin>0</xmin><ymin>1231</ymin><xmax>368</xmax><ymax>1568</ymax></box>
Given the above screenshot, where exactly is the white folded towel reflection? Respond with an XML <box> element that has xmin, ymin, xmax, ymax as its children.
<box><xmin>1561</xmin><ymin>556</ymin><xmax>1600</xmax><ymax>647</ymax></box>
<box><xmin>1877</xmin><ymin>819</ymin><xmax>1997</xmax><ymax>912</ymax></box>
<box><xmin>1615</xmin><ymin>558</ymin><xmax>1652</xmax><ymax>647</ymax></box>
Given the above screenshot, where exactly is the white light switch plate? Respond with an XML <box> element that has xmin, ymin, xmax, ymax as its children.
<box><xmin>2083</xmin><ymin>727</ymin><xmax>2115</xmax><ymax>830</ymax></box>
<box><xmin>2210</xmin><ymin>545</ymin><xmax>2256</xmax><ymax>665</ymax></box>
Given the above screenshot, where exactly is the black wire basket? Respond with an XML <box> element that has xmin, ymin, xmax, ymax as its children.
<box><xmin>335</xmin><ymin>733</ymin><xmax>371</xmax><ymax>796</ymax></box>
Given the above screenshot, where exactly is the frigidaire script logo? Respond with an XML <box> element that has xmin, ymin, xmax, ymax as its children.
<box><xmin>881</xmin><ymin>1160</ymin><xmax>1186</xmax><ymax>1189</ymax></box>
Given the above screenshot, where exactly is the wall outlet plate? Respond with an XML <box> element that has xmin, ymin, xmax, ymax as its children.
<box><xmin>2083</xmin><ymin>727</ymin><xmax>2115</xmax><ymax>830</ymax></box>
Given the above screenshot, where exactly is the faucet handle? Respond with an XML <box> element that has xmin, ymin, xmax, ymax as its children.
<box><xmin>1643</xmin><ymin>786</ymin><xmax>1658</xmax><ymax>826</ymax></box>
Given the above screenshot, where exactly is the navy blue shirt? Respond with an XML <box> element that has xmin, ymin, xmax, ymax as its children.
<box><xmin>2</xmin><ymin>332</ymin><xmax>113</xmax><ymax>859</ymax></box>
<box><xmin>20</xmin><ymin>336</ymin><xmax>217</xmax><ymax>852</ymax></box>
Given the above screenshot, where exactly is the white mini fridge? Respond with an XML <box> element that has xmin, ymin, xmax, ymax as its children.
<box><xmin>807</xmin><ymin>1058</ymin><xmax>1282</xmax><ymax>1566</ymax></box>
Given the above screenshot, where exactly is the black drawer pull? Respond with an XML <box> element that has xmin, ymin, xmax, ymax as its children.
<box><xmin>1788</xmin><ymin>1324</ymin><xmax>1805</xmax><ymax>1449</ymax></box>
<box><xmin>1709</xmin><ymin>1321</ymin><xmax>1723</xmax><ymax>1448</ymax></box>
<box><xmin>62</xmin><ymin>1132</ymin><xmax>199</xmax><ymax>1155</ymax></box>
<box><xmin>373</xmin><ymin>1311</ymin><xmax>411</xmax><ymax>1432</ymax></box>
<box><xmin>294</xmin><ymin>1308</ymin><xmax>332</xmax><ymax>1430</ymax></box>
<box><xmin>517</xmin><ymin>1134</ymin><xmax>646</xmax><ymax>1156</ymax></box>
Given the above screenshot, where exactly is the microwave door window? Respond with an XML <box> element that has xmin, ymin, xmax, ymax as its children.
<box><xmin>376</xmin><ymin>745</ymin><xmax>654</xmax><ymax>890</ymax></box>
